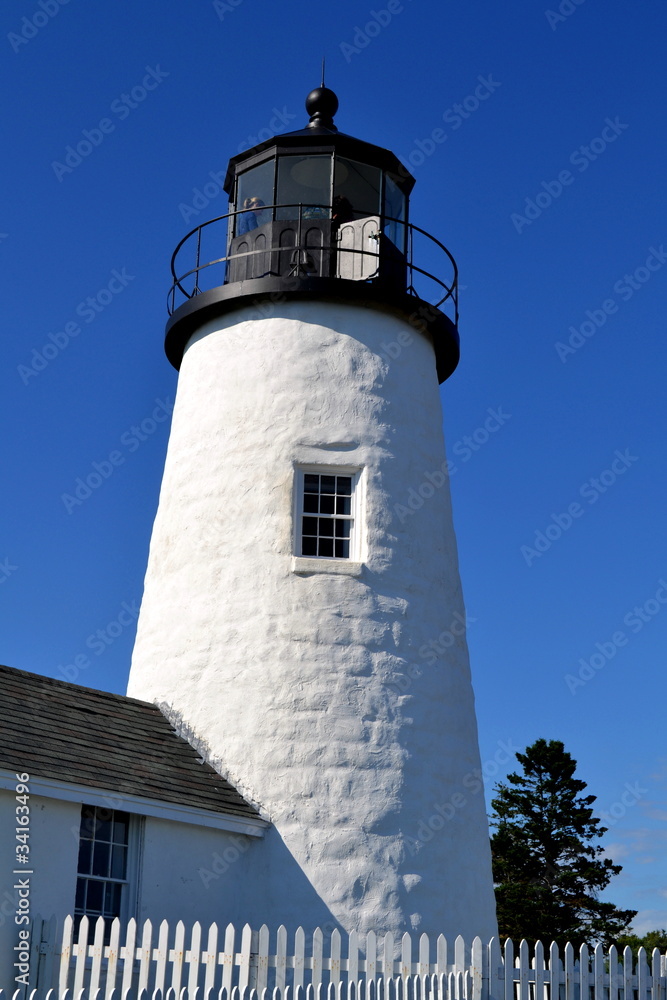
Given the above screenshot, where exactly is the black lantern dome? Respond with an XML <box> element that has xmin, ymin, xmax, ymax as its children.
<box><xmin>166</xmin><ymin>88</ymin><xmax>459</xmax><ymax>382</ymax></box>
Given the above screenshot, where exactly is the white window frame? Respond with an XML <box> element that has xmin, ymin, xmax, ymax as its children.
<box><xmin>293</xmin><ymin>465</ymin><xmax>363</xmax><ymax>572</ymax></box>
<box><xmin>74</xmin><ymin>804</ymin><xmax>143</xmax><ymax>933</ymax></box>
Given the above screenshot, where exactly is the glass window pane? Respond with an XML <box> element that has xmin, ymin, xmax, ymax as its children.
<box><xmin>336</xmin><ymin>496</ymin><xmax>351</xmax><ymax>515</ymax></box>
<box><xmin>104</xmin><ymin>882</ymin><xmax>122</xmax><ymax>918</ymax></box>
<box><xmin>334</xmin><ymin>158</ymin><xmax>381</xmax><ymax>220</ymax></box>
<box><xmin>319</xmin><ymin>494</ymin><xmax>334</xmax><ymax>514</ymax></box>
<box><xmin>337</xmin><ymin>477</ymin><xmax>352</xmax><ymax>495</ymax></box>
<box><xmin>318</xmin><ymin>537</ymin><xmax>334</xmax><ymax>557</ymax></box>
<box><xmin>335</xmin><ymin>539</ymin><xmax>350</xmax><ymax>559</ymax></box>
<box><xmin>94</xmin><ymin>809</ymin><xmax>113</xmax><ymax>842</ymax></box>
<box><xmin>276</xmin><ymin>155</ymin><xmax>332</xmax><ymax>221</ymax></box>
<box><xmin>383</xmin><ymin>174</ymin><xmax>406</xmax><ymax>251</ymax></box>
<box><xmin>335</xmin><ymin>520</ymin><xmax>350</xmax><ymax>538</ymax></box>
<box><xmin>303</xmin><ymin>516</ymin><xmax>318</xmax><ymax>535</ymax></box>
<box><xmin>80</xmin><ymin>805</ymin><xmax>96</xmax><ymax>839</ymax></box>
<box><xmin>304</xmin><ymin>474</ymin><xmax>320</xmax><ymax>492</ymax></box>
<box><xmin>302</xmin><ymin>536</ymin><xmax>317</xmax><ymax>556</ymax></box>
<box><xmin>319</xmin><ymin>518</ymin><xmax>334</xmax><ymax>537</ymax></box>
<box><xmin>303</xmin><ymin>493</ymin><xmax>318</xmax><ymax>513</ymax></box>
<box><xmin>92</xmin><ymin>842</ymin><xmax>110</xmax><ymax>878</ymax></box>
<box><xmin>86</xmin><ymin>880</ymin><xmax>104</xmax><ymax>914</ymax></box>
<box><xmin>320</xmin><ymin>476</ymin><xmax>335</xmax><ymax>493</ymax></box>
<box><xmin>75</xmin><ymin>878</ymin><xmax>86</xmax><ymax>912</ymax></box>
<box><xmin>77</xmin><ymin>839</ymin><xmax>92</xmax><ymax>875</ymax></box>
<box><xmin>113</xmin><ymin>813</ymin><xmax>129</xmax><ymax>845</ymax></box>
<box><xmin>235</xmin><ymin>159</ymin><xmax>274</xmax><ymax>235</ymax></box>
<box><xmin>110</xmin><ymin>845</ymin><xmax>127</xmax><ymax>880</ymax></box>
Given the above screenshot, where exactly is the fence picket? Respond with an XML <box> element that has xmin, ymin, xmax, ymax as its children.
<box><xmin>623</xmin><ymin>946</ymin><xmax>633</xmax><ymax>1000</ymax></box>
<box><xmin>564</xmin><ymin>944</ymin><xmax>575</xmax><ymax>1000</ymax></box>
<box><xmin>275</xmin><ymin>927</ymin><xmax>287</xmax><ymax>995</ymax></box>
<box><xmin>59</xmin><ymin>916</ymin><xmax>75</xmax><ymax>995</ymax></box>
<box><xmin>382</xmin><ymin>935</ymin><xmax>394</xmax><ymax>984</ymax></box>
<box><xmin>330</xmin><ymin>930</ymin><xmax>341</xmax><ymax>988</ymax></box>
<box><xmin>238</xmin><ymin>925</ymin><xmax>254</xmax><ymax>995</ymax></box>
<box><xmin>518</xmin><ymin>941</ymin><xmax>529</xmax><ymax>1000</ymax></box>
<box><xmin>137</xmin><ymin>919</ymin><xmax>153</xmax><ymax>996</ymax></box>
<box><xmin>348</xmin><ymin>931</ymin><xmax>359</xmax><ymax>987</ymax></box>
<box><xmin>202</xmin><ymin>923</ymin><xmax>219</xmax><ymax>998</ymax></box>
<box><xmin>401</xmin><ymin>934</ymin><xmax>412</xmax><ymax>982</ymax></box>
<box><xmin>293</xmin><ymin>927</ymin><xmax>306</xmax><ymax>993</ymax></box>
<box><xmin>364</xmin><ymin>932</ymin><xmax>376</xmax><ymax>985</ymax></box>
<box><xmin>171</xmin><ymin>922</ymin><xmax>186</xmax><ymax>996</ymax></box>
<box><xmin>651</xmin><ymin>949</ymin><xmax>662</xmax><ymax>1000</ymax></box>
<box><xmin>187</xmin><ymin>922</ymin><xmax>203</xmax><ymax>997</ymax></box>
<box><xmin>502</xmin><ymin>940</ymin><xmax>514</xmax><ymax>1000</ymax></box>
<box><xmin>154</xmin><ymin>921</ymin><xmax>170</xmax><ymax>997</ymax></box>
<box><xmin>436</xmin><ymin>937</ymin><xmax>447</xmax><ymax>981</ymax></box>
<box><xmin>470</xmin><ymin>937</ymin><xmax>483</xmax><ymax>1000</ymax></box>
<box><xmin>312</xmin><ymin>929</ymin><xmax>324</xmax><ymax>991</ymax></box>
<box><xmin>257</xmin><ymin>926</ymin><xmax>270</xmax><ymax>995</ymax></box>
<box><xmin>532</xmin><ymin>941</ymin><xmax>544</xmax><ymax>1000</ymax></box>
<box><xmin>638</xmin><ymin>948</ymin><xmax>649</xmax><ymax>1000</ymax></box>
<box><xmin>73</xmin><ymin>917</ymin><xmax>90</xmax><ymax>998</ymax></box>
<box><xmin>221</xmin><ymin>923</ymin><xmax>236</xmax><ymax>998</ymax></box>
<box><xmin>120</xmin><ymin>918</ymin><xmax>137</xmax><ymax>999</ymax></box>
<box><xmin>487</xmin><ymin>939</ymin><xmax>502</xmax><ymax>1000</ymax></box>
<box><xmin>88</xmin><ymin>917</ymin><xmax>106</xmax><ymax>996</ymax></box>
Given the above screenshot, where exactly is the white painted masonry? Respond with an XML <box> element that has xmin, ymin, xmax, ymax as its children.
<box><xmin>128</xmin><ymin>299</ymin><xmax>497</xmax><ymax>941</ymax></box>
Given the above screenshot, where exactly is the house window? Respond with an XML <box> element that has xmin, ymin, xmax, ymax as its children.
<box><xmin>75</xmin><ymin>805</ymin><xmax>130</xmax><ymax>933</ymax></box>
<box><xmin>297</xmin><ymin>469</ymin><xmax>359</xmax><ymax>559</ymax></box>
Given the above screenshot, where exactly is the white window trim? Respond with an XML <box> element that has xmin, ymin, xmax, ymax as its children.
<box><xmin>75</xmin><ymin>806</ymin><xmax>144</xmax><ymax>928</ymax></box>
<box><xmin>293</xmin><ymin>465</ymin><xmax>364</xmax><ymax>567</ymax></box>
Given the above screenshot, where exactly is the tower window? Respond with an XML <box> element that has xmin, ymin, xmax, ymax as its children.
<box><xmin>296</xmin><ymin>469</ymin><xmax>359</xmax><ymax>559</ymax></box>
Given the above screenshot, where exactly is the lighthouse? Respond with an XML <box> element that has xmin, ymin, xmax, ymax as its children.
<box><xmin>127</xmin><ymin>86</ymin><xmax>497</xmax><ymax>941</ymax></box>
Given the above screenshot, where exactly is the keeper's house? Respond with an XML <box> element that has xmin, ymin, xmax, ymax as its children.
<box><xmin>0</xmin><ymin>663</ymin><xmax>268</xmax><ymax>987</ymax></box>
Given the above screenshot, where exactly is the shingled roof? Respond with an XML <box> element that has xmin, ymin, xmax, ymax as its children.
<box><xmin>0</xmin><ymin>663</ymin><xmax>261</xmax><ymax>822</ymax></box>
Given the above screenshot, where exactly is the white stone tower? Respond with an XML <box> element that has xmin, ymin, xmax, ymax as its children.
<box><xmin>127</xmin><ymin>86</ymin><xmax>497</xmax><ymax>941</ymax></box>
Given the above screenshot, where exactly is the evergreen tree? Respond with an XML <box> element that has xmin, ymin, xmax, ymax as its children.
<box><xmin>490</xmin><ymin>738</ymin><xmax>636</xmax><ymax>947</ymax></box>
<box><xmin>615</xmin><ymin>929</ymin><xmax>667</xmax><ymax>957</ymax></box>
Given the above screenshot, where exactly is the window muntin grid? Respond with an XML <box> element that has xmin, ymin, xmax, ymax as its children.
<box><xmin>75</xmin><ymin>805</ymin><xmax>129</xmax><ymax>933</ymax></box>
<box><xmin>300</xmin><ymin>472</ymin><xmax>354</xmax><ymax>559</ymax></box>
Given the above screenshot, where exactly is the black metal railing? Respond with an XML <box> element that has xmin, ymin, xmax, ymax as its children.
<box><xmin>167</xmin><ymin>203</ymin><xmax>458</xmax><ymax>326</ymax></box>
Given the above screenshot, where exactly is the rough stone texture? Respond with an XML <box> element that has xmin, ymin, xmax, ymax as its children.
<box><xmin>127</xmin><ymin>299</ymin><xmax>497</xmax><ymax>940</ymax></box>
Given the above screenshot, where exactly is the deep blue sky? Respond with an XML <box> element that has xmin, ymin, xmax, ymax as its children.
<box><xmin>2</xmin><ymin>0</ymin><xmax>665</xmax><ymax>934</ymax></box>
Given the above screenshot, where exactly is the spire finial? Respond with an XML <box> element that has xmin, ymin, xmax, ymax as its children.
<box><xmin>305</xmin><ymin>80</ymin><xmax>339</xmax><ymax>131</ymax></box>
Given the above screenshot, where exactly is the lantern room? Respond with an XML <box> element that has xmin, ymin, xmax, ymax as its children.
<box><xmin>165</xmin><ymin>86</ymin><xmax>460</xmax><ymax>382</ymax></box>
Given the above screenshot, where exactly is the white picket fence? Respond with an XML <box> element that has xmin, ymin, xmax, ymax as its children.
<box><xmin>5</xmin><ymin>916</ymin><xmax>667</xmax><ymax>1000</ymax></box>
